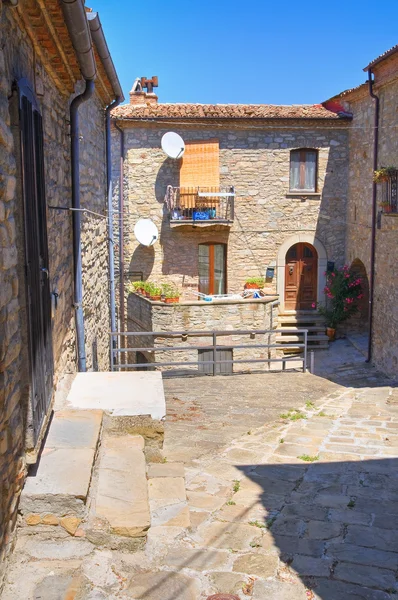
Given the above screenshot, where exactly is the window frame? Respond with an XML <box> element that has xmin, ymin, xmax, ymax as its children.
<box><xmin>289</xmin><ymin>148</ymin><xmax>318</xmax><ymax>193</ymax></box>
<box><xmin>198</xmin><ymin>242</ymin><xmax>227</xmax><ymax>295</ymax></box>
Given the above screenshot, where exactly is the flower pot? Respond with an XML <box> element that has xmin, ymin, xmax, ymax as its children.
<box><xmin>326</xmin><ymin>327</ymin><xmax>336</xmax><ymax>341</ymax></box>
<box><xmin>244</xmin><ymin>283</ymin><xmax>260</xmax><ymax>290</ymax></box>
<box><xmin>164</xmin><ymin>297</ymin><xmax>179</xmax><ymax>303</ymax></box>
<box><xmin>150</xmin><ymin>295</ymin><xmax>161</xmax><ymax>301</ymax></box>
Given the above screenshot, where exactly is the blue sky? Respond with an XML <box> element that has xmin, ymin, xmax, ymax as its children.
<box><xmin>93</xmin><ymin>0</ymin><xmax>397</xmax><ymax>106</ymax></box>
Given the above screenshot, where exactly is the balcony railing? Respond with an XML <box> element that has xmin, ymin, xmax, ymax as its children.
<box><xmin>167</xmin><ymin>186</ymin><xmax>235</xmax><ymax>223</ymax></box>
<box><xmin>382</xmin><ymin>170</ymin><xmax>398</xmax><ymax>214</ymax></box>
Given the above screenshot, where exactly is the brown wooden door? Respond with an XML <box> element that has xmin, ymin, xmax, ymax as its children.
<box><xmin>284</xmin><ymin>243</ymin><xmax>317</xmax><ymax>310</ymax></box>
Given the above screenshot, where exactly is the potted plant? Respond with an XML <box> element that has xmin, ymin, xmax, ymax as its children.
<box><xmin>315</xmin><ymin>266</ymin><xmax>363</xmax><ymax>341</ymax></box>
<box><xmin>130</xmin><ymin>281</ymin><xmax>144</xmax><ymax>294</ymax></box>
<box><xmin>149</xmin><ymin>285</ymin><xmax>162</xmax><ymax>301</ymax></box>
<box><xmin>162</xmin><ymin>283</ymin><xmax>180</xmax><ymax>303</ymax></box>
<box><xmin>244</xmin><ymin>277</ymin><xmax>265</xmax><ymax>290</ymax></box>
<box><xmin>373</xmin><ymin>166</ymin><xmax>397</xmax><ymax>184</ymax></box>
<box><xmin>141</xmin><ymin>281</ymin><xmax>151</xmax><ymax>298</ymax></box>
<box><xmin>381</xmin><ymin>201</ymin><xmax>392</xmax><ymax>213</ymax></box>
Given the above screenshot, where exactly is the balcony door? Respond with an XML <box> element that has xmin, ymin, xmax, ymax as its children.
<box><xmin>198</xmin><ymin>243</ymin><xmax>226</xmax><ymax>295</ymax></box>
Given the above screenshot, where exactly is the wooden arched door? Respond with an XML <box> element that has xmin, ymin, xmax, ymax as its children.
<box><xmin>285</xmin><ymin>243</ymin><xmax>318</xmax><ymax>310</ymax></box>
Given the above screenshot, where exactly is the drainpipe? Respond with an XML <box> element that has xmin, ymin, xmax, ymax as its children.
<box><xmin>114</xmin><ymin>122</ymin><xmax>125</xmax><ymax>346</ymax></box>
<box><xmin>366</xmin><ymin>68</ymin><xmax>379</xmax><ymax>363</ymax></box>
<box><xmin>105</xmin><ymin>98</ymin><xmax>122</xmax><ymax>366</ymax></box>
<box><xmin>70</xmin><ymin>80</ymin><xmax>95</xmax><ymax>371</ymax></box>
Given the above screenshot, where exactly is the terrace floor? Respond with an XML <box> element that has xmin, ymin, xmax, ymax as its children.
<box><xmin>2</xmin><ymin>339</ymin><xmax>398</xmax><ymax>600</ymax></box>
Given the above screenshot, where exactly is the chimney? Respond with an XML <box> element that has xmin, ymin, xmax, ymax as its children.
<box><xmin>129</xmin><ymin>76</ymin><xmax>159</xmax><ymax>105</ymax></box>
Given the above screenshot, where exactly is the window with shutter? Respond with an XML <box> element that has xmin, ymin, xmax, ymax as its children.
<box><xmin>179</xmin><ymin>140</ymin><xmax>220</xmax><ymax>210</ymax></box>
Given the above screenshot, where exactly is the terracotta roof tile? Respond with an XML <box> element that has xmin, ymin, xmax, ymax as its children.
<box><xmin>364</xmin><ymin>44</ymin><xmax>398</xmax><ymax>71</ymax></box>
<box><xmin>112</xmin><ymin>102</ymin><xmax>345</xmax><ymax>121</ymax></box>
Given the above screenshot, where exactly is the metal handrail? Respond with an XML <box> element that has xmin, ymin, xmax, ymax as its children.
<box><xmin>110</xmin><ymin>328</ymin><xmax>309</xmax><ymax>374</ymax></box>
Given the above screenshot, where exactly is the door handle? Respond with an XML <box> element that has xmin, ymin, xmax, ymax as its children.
<box><xmin>41</xmin><ymin>268</ymin><xmax>49</xmax><ymax>278</ymax></box>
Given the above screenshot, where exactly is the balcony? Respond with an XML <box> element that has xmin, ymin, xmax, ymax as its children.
<box><xmin>168</xmin><ymin>186</ymin><xmax>235</xmax><ymax>228</ymax></box>
<box><xmin>381</xmin><ymin>169</ymin><xmax>398</xmax><ymax>214</ymax></box>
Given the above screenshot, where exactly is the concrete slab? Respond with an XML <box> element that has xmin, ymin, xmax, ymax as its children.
<box><xmin>21</xmin><ymin>448</ymin><xmax>96</xmax><ymax>512</ymax></box>
<box><xmin>45</xmin><ymin>410</ymin><xmax>103</xmax><ymax>449</ymax></box>
<box><xmin>20</xmin><ymin>410</ymin><xmax>103</xmax><ymax>515</ymax></box>
<box><xmin>94</xmin><ymin>435</ymin><xmax>150</xmax><ymax>537</ymax></box>
<box><xmin>64</xmin><ymin>372</ymin><xmax>166</xmax><ymax>420</ymax></box>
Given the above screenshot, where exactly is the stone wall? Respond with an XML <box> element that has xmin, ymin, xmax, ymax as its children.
<box><xmin>343</xmin><ymin>55</ymin><xmax>398</xmax><ymax>377</ymax></box>
<box><xmin>0</xmin><ymin>4</ymin><xmax>111</xmax><ymax>584</ymax></box>
<box><xmin>112</xmin><ymin>120</ymin><xmax>349</xmax><ymax>310</ymax></box>
<box><xmin>126</xmin><ymin>292</ymin><xmax>280</xmax><ymax>374</ymax></box>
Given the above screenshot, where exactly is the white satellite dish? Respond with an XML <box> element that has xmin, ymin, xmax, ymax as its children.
<box><xmin>134</xmin><ymin>219</ymin><xmax>159</xmax><ymax>246</ymax></box>
<box><xmin>161</xmin><ymin>132</ymin><xmax>185</xmax><ymax>159</ymax></box>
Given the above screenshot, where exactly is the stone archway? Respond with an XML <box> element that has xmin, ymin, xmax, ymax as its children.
<box><xmin>346</xmin><ymin>258</ymin><xmax>370</xmax><ymax>332</ymax></box>
<box><xmin>277</xmin><ymin>234</ymin><xmax>327</xmax><ymax>312</ymax></box>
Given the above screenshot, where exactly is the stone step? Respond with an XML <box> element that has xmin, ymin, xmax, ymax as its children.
<box><xmin>20</xmin><ymin>410</ymin><xmax>103</xmax><ymax>528</ymax></box>
<box><xmin>282</xmin><ymin>343</ymin><xmax>329</xmax><ymax>353</ymax></box>
<box><xmin>86</xmin><ymin>433</ymin><xmax>150</xmax><ymax>550</ymax></box>
<box><xmin>277</xmin><ymin>325</ymin><xmax>326</xmax><ymax>332</ymax></box>
<box><xmin>276</xmin><ymin>334</ymin><xmax>329</xmax><ymax>343</ymax></box>
<box><xmin>147</xmin><ymin>462</ymin><xmax>190</xmax><ymax>528</ymax></box>
<box><xmin>278</xmin><ymin>315</ymin><xmax>325</xmax><ymax>324</ymax></box>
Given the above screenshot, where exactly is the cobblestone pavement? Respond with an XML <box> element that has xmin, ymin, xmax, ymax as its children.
<box><xmin>2</xmin><ymin>340</ymin><xmax>398</xmax><ymax>599</ymax></box>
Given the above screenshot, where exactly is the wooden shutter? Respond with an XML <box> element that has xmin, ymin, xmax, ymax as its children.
<box><xmin>180</xmin><ymin>140</ymin><xmax>220</xmax><ymax>189</ymax></box>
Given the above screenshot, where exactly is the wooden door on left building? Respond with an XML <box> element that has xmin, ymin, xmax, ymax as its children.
<box><xmin>19</xmin><ymin>80</ymin><xmax>54</xmax><ymax>445</ymax></box>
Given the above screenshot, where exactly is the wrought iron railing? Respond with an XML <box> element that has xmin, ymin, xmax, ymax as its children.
<box><xmin>110</xmin><ymin>328</ymin><xmax>310</xmax><ymax>374</ymax></box>
<box><xmin>382</xmin><ymin>170</ymin><xmax>398</xmax><ymax>214</ymax></box>
<box><xmin>167</xmin><ymin>186</ymin><xmax>235</xmax><ymax>222</ymax></box>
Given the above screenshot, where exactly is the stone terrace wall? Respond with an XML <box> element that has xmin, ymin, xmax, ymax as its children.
<box><xmin>126</xmin><ymin>293</ymin><xmax>279</xmax><ymax>374</ymax></box>
<box><xmin>0</xmin><ymin>5</ymin><xmax>110</xmax><ymax>583</ymax></box>
<box><xmin>112</xmin><ymin>120</ymin><xmax>349</xmax><ymax>301</ymax></box>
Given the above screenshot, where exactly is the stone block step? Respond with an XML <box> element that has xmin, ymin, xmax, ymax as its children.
<box><xmin>89</xmin><ymin>434</ymin><xmax>150</xmax><ymax>542</ymax></box>
<box><xmin>20</xmin><ymin>410</ymin><xmax>103</xmax><ymax>520</ymax></box>
<box><xmin>276</xmin><ymin>335</ymin><xmax>329</xmax><ymax>343</ymax></box>
<box><xmin>277</xmin><ymin>325</ymin><xmax>326</xmax><ymax>332</ymax></box>
<box><xmin>147</xmin><ymin>462</ymin><xmax>190</xmax><ymax>528</ymax></box>
<box><xmin>282</xmin><ymin>343</ymin><xmax>329</xmax><ymax>353</ymax></box>
<box><xmin>278</xmin><ymin>315</ymin><xmax>325</xmax><ymax>324</ymax></box>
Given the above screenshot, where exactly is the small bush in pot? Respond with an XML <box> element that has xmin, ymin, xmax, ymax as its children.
<box><xmin>244</xmin><ymin>277</ymin><xmax>265</xmax><ymax>290</ymax></box>
<box><xmin>315</xmin><ymin>265</ymin><xmax>363</xmax><ymax>340</ymax></box>
<box><xmin>149</xmin><ymin>285</ymin><xmax>162</xmax><ymax>301</ymax></box>
<box><xmin>162</xmin><ymin>283</ymin><xmax>180</xmax><ymax>303</ymax></box>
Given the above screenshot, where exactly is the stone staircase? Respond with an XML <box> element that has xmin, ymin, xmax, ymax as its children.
<box><xmin>18</xmin><ymin>372</ymin><xmax>190</xmax><ymax>554</ymax></box>
<box><xmin>277</xmin><ymin>310</ymin><xmax>328</xmax><ymax>354</ymax></box>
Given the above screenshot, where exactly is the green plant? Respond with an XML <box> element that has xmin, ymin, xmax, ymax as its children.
<box><xmin>248</xmin><ymin>520</ymin><xmax>266</xmax><ymax>529</ymax></box>
<box><xmin>305</xmin><ymin>401</ymin><xmax>315</xmax><ymax>409</ymax></box>
<box><xmin>298</xmin><ymin>454</ymin><xmax>319</xmax><ymax>462</ymax></box>
<box><xmin>233</xmin><ymin>480</ymin><xmax>240</xmax><ymax>493</ymax></box>
<box><xmin>266</xmin><ymin>516</ymin><xmax>277</xmax><ymax>528</ymax></box>
<box><xmin>150</xmin><ymin>285</ymin><xmax>162</xmax><ymax>297</ymax></box>
<box><xmin>280</xmin><ymin>438</ymin><xmax>284</xmax><ymax>444</ymax></box>
<box><xmin>226</xmin><ymin>500</ymin><xmax>236</xmax><ymax>506</ymax></box>
<box><xmin>129</xmin><ymin>280</ymin><xmax>144</xmax><ymax>293</ymax></box>
<box><xmin>249</xmin><ymin>541</ymin><xmax>261</xmax><ymax>548</ymax></box>
<box><xmin>245</xmin><ymin>277</ymin><xmax>265</xmax><ymax>288</ymax></box>
<box><xmin>162</xmin><ymin>283</ymin><xmax>180</xmax><ymax>299</ymax></box>
<box><xmin>315</xmin><ymin>265</ymin><xmax>363</xmax><ymax>329</ymax></box>
<box><xmin>280</xmin><ymin>409</ymin><xmax>306</xmax><ymax>421</ymax></box>
<box><xmin>373</xmin><ymin>166</ymin><xmax>397</xmax><ymax>184</ymax></box>
<box><xmin>347</xmin><ymin>499</ymin><xmax>356</xmax><ymax>509</ymax></box>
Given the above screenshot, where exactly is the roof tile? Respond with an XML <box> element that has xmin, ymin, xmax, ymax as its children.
<box><xmin>112</xmin><ymin>102</ymin><xmax>344</xmax><ymax>121</ymax></box>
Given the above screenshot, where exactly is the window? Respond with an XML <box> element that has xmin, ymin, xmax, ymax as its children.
<box><xmin>290</xmin><ymin>149</ymin><xmax>318</xmax><ymax>192</ymax></box>
<box><xmin>179</xmin><ymin>140</ymin><xmax>220</xmax><ymax>213</ymax></box>
<box><xmin>198</xmin><ymin>243</ymin><xmax>226</xmax><ymax>295</ymax></box>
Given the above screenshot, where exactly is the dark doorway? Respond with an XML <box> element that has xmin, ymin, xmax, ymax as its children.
<box><xmin>285</xmin><ymin>243</ymin><xmax>318</xmax><ymax>310</ymax></box>
<box><xmin>18</xmin><ymin>80</ymin><xmax>53</xmax><ymax>445</ymax></box>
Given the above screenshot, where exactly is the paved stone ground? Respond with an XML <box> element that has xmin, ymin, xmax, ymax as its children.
<box><xmin>2</xmin><ymin>340</ymin><xmax>398</xmax><ymax>599</ymax></box>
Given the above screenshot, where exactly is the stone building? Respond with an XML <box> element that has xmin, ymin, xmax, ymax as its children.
<box><xmin>0</xmin><ymin>0</ymin><xmax>122</xmax><ymax>583</ymax></box>
<box><xmin>324</xmin><ymin>45</ymin><xmax>398</xmax><ymax>377</ymax></box>
<box><xmin>111</xmin><ymin>86</ymin><xmax>351</xmax><ymax>369</ymax></box>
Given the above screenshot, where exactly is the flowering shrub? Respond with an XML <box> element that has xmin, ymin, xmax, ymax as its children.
<box><xmin>314</xmin><ymin>266</ymin><xmax>363</xmax><ymax>328</ymax></box>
